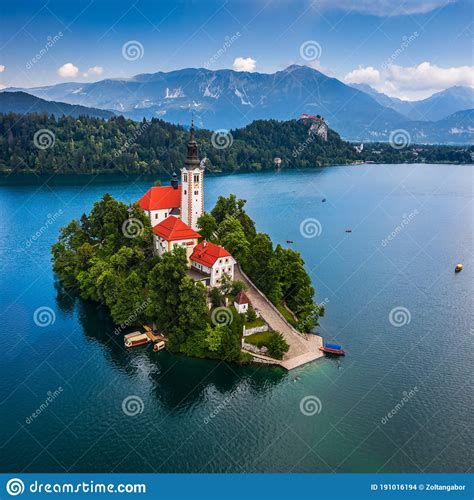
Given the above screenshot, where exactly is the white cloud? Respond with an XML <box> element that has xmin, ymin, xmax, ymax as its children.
<box><xmin>57</xmin><ymin>63</ymin><xmax>79</xmax><ymax>78</ymax></box>
<box><xmin>315</xmin><ymin>0</ymin><xmax>457</xmax><ymax>16</ymax></box>
<box><xmin>0</xmin><ymin>65</ymin><xmax>5</xmax><ymax>73</ymax></box>
<box><xmin>84</xmin><ymin>65</ymin><xmax>104</xmax><ymax>77</ymax></box>
<box><xmin>233</xmin><ymin>57</ymin><xmax>256</xmax><ymax>72</ymax></box>
<box><xmin>344</xmin><ymin>66</ymin><xmax>380</xmax><ymax>85</ymax></box>
<box><xmin>385</xmin><ymin>62</ymin><xmax>473</xmax><ymax>91</ymax></box>
<box><xmin>344</xmin><ymin>62</ymin><xmax>473</xmax><ymax>100</ymax></box>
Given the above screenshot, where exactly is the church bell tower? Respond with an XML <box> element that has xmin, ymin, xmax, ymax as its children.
<box><xmin>181</xmin><ymin>120</ymin><xmax>204</xmax><ymax>231</ymax></box>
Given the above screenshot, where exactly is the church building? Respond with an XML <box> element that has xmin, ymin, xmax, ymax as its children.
<box><xmin>137</xmin><ymin>121</ymin><xmax>204</xmax><ymax>231</ymax></box>
<box><xmin>136</xmin><ymin>122</ymin><xmax>235</xmax><ymax>288</ymax></box>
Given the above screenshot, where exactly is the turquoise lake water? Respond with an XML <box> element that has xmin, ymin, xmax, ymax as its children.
<box><xmin>0</xmin><ymin>164</ymin><xmax>472</xmax><ymax>473</ymax></box>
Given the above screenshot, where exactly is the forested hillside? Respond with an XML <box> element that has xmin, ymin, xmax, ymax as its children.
<box><xmin>0</xmin><ymin>112</ymin><xmax>471</xmax><ymax>175</ymax></box>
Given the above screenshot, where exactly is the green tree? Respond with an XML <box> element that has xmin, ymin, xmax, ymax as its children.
<box><xmin>197</xmin><ymin>212</ymin><xmax>218</xmax><ymax>241</ymax></box>
<box><xmin>267</xmin><ymin>332</ymin><xmax>289</xmax><ymax>359</ymax></box>
<box><xmin>245</xmin><ymin>233</ymin><xmax>281</xmax><ymax>303</ymax></box>
<box><xmin>218</xmin><ymin>216</ymin><xmax>250</xmax><ymax>264</ymax></box>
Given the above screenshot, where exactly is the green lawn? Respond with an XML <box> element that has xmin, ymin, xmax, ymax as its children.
<box><xmin>276</xmin><ymin>303</ymin><xmax>298</xmax><ymax>327</ymax></box>
<box><xmin>245</xmin><ymin>331</ymin><xmax>276</xmax><ymax>348</ymax></box>
<box><xmin>244</xmin><ymin>317</ymin><xmax>266</xmax><ymax>329</ymax></box>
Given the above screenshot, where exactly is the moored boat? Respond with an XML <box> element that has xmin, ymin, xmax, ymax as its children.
<box><xmin>124</xmin><ymin>331</ymin><xmax>152</xmax><ymax>348</ymax></box>
<box><xmin>319</xmin><ymin>343</ymin><xmax>345</xmax><ymax>356</ymax></box>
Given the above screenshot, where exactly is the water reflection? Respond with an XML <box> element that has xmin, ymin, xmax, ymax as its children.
<box><xmin>55</xmin><ymin>283</ymin><xmax>286</xmax><ymax>413</ymax></box>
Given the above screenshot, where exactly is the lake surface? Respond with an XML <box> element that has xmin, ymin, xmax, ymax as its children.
<box><xmin>0</xmin><ymin>164</ymin><xmax>472</xmax><ymax>473</ymax></box>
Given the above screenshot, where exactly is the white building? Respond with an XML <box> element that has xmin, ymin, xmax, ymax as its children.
<box><xmin>234</xmin><ymin>291</ymin><xmax>250</xmax><ymax>314</ymax></box>
<box><xmin>190</xmin><ymin>241</ymin><xmax>236</xmax><ymax>287</ymax></box>
<box><xmin>152</xmin><ymin>215</ymin><xmax>201</xmax><ymax>260</ymax></box>
<box><xmin>136</xmin><ymin>184</ymin><xmax>181</xmax><ymax>227</ymax></box>
<box><xmin>180</xmin><ymin>124</ymin><xmax>204</xmax><ymax>231</ymax></box>
<box><xmin>136</xmin><ymin>121</ymin><xmax>235</xmax><ymax>288</ymax></box>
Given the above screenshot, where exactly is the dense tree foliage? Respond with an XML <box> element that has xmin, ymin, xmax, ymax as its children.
<box><xmin>2</xmin><ymin>112</ymin><xmax>470</xmax><ymax>175</ymax></box>
<box><xmin>201</xmin><ymin>195</ymin><xmax>324</xmax><ymax>331</ymax></box>
<box><xmin>51</xmin><ymin>194</ymin><xmax>247</xmax><ymax>362</ymax></box>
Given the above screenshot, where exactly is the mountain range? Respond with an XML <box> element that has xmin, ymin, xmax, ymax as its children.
<box><xmin>0</xmin><ymin>91</ymin><xmax>114</xmax><ymax>119</ymax></box>
<box><xmin>350</xmin><ymin>83</ymin><xmax>474</xmax><ymax>122</ymax></box>
<box><xmin>2</xmin><ymin>65</ymin><xmax>473</xmax><ymax>143</ymax></box>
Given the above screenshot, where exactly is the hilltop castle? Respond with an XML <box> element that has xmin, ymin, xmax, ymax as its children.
<box><xmin>137</xmin><ymin>122</ymin><xmax>236</xmax><ymax>287</ymax></box>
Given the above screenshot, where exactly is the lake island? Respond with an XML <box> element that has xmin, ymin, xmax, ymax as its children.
<box><xmin>52</xmin><ymin>122</ymin><xmax>325</xmax><ymax>369</ymax></box>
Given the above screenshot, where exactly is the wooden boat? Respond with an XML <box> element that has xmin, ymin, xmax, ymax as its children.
<box><xmin>124</xmin><ymin>331</ymin><xmax>151</xmax><ymax>348</ymax></box>
<box><xmin>319</xmin><ymin>343</ymin><xmax>345</xmax><ymax>356</ymax></box>
<box><xmin>153</xmin><ymin>341</ymin><xmax>166</xmax><ymax>352</ymax></box>
<box><xmin>345</xmin><ymin>229</ymin><xmax>352</xmax><ymax>233</ymax></box>
<box><xmin>455</xmin><ymin>263</ymin><xmax>463</xmax><ymax>273</ymax></box>
<box><xmin>286</xmin><ymin>240</ymin><xmax>294</xmax><ymax>244</ymax></box>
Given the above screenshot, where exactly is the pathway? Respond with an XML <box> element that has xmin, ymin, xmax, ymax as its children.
<box><xmin>234</xmin><ymin>265</ymin><xmax>324</xmax><ymax>370</ymax></box>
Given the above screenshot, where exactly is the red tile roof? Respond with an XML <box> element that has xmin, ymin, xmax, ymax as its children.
<box><xmin>153</xmin><ymin>216</ymin><xmax>201</xmax><ymax>241</ymax></box>
<box><xmin>190</xmin><ymin>241</ymin><xmax>231</xmax><ymax>267</ymax></box>
<box><xmin>137</xmin><ymin>186</ymin><xmax>181</xmax><ymax>211</ymax></box>
<box><xmin>234</xmin><ymin>291</ymin><xmax>249</xmax><ymax>305</ymax></box>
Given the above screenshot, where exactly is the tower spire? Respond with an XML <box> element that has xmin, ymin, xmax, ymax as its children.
<box><xmin>185</xmin><ymin>116</ymin><xmax>200</xmax><ymax>166</ymax></box>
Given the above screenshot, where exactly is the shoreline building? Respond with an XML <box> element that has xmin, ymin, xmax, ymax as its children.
<box><xmin>136</xmin><ymin>122</ymin><xmax>235</xmax><ymax>288</ymax></box>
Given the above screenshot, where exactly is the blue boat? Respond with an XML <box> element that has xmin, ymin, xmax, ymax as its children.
<box><xmin>320</xmin><ymin>343</ymin><xmax>345</xmax><ymax>355</ymax></box>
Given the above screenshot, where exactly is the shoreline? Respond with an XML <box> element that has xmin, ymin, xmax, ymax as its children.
<box><xmin>1</xmin><ymin>161</ymin><xmax>473</xmax><ymax>186</ymax></box>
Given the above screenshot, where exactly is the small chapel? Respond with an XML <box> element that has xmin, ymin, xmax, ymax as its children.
<box><xmin>136</xmin><ymin>122</ymin><xmax>236</xmax><ymax>288</ymax></box>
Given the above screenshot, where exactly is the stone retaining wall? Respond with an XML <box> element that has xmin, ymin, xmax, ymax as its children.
<box><xmin>243</xmin><ymin>324</ymin><xmax>269</xmax><ymax>336</ymax></box>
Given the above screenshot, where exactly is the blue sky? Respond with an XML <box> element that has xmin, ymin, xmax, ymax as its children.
<box><xmin>0</xmin><ymin>0</ymin><xmax>472</xmax><ymax>100</ymax></box>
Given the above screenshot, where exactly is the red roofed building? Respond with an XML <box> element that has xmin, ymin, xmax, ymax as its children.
<box><xmin>135</xmin><ymin>124</ymin><xmax>236</xmax><ymax>287</ymax></box>
<box><xmin>137</xmin><ymin>184</ymin><xmax>182</xmax><ymax>227</ymax></box>
<box><xmin>136</xmin><ymin>122</ymin><xmax>204</xmax><ymax>231</ymax></box>
<box><xmin>153</xmin><ymin>216</ymin><xmax>201</xmax><ymax>259</ymax></box>
<box><xmin>190</xmin><ymin>241</ymin><xmax>236</xmax><ymax>287</ymax></box>
<box><xmin>233</xmin><ymin>291</ymin><xmax>250</xmax><ymax>314</ymax></box>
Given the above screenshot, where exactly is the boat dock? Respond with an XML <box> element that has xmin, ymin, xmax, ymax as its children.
<box><xmin>124</xmin><ymin>327</ymin><xmax>167</xmax><ymax>348</ymax></box>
